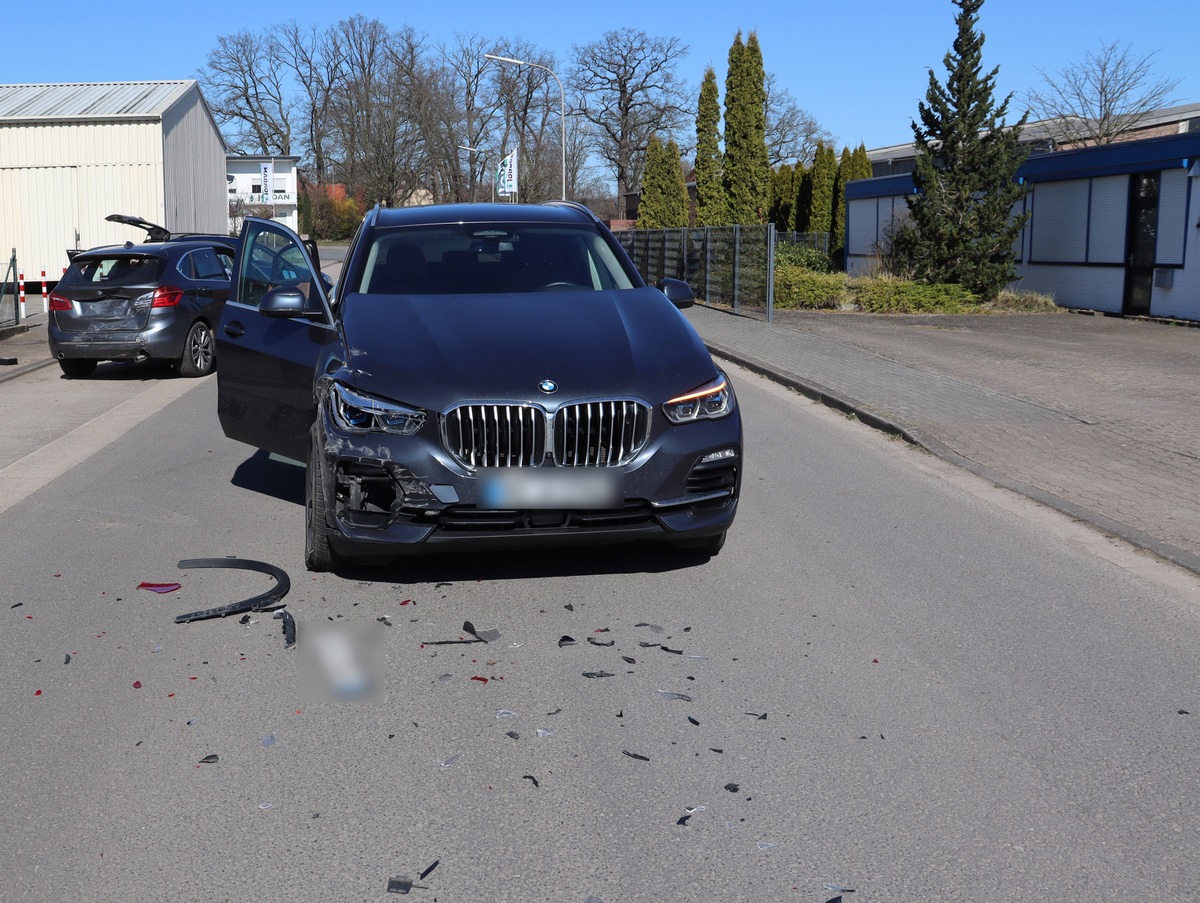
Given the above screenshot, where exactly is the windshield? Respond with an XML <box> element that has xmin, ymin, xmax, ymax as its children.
<box><xmin>351</xmin><ymin>223</ymin><xmax>637</xmax><ymax>295</ymax></box>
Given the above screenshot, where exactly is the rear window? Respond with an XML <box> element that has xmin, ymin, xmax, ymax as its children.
<box><xmin>351</xmin><ymin>223</ymin><xmax>637</xmax><ymax>295</ymax></box>
<box><xmin>61</xmin><ymin>255</ymin><xmax>166</xmax><ymax>288</ymax></box>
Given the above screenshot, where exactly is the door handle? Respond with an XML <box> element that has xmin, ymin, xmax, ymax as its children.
<box><xmin>223</xmin><ymin>321</ymin><xmax>245</xmax><ymax>338</ymax></box>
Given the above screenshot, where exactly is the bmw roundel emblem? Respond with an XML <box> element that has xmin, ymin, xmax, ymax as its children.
<box><xmin>539</xmin><ymin>379</ymin><xmax>558</xmax><ymax>395</ymax></box>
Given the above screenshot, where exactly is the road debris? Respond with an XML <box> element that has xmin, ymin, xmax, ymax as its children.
<box><xmin>274</xmin><ymin>609</ymin><xmax>296</xmax><ymax>648</ymax></box>
<box><xmin>138</xmin><ymin>582</ymin><xmax>181</xmax><ymax>594</ymax></box>
<box><xmin>173</xmin><ymin>558</ymin><xmax>290</xmax><ymax>623</ymax></box>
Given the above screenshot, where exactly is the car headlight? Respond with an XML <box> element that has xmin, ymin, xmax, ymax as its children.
<box><xmin>662</xmin><ymin>376</ymin><xmax>735</xmax><ymax>424</ymax></box>
<box><xmin>330</xmin><ymin>383</ymin><xmax>426</xmax><ymax>436</ymax></box>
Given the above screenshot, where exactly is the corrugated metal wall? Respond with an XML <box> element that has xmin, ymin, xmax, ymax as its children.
<box><xmin>0</xmin><ymin>118</ymin><xmax>164</xmax><ymax>271</ymax></box>
<box><xmin>161</xmin><ymin>87</ymin><xmax>227</xmax><ymax>235</ymax></box>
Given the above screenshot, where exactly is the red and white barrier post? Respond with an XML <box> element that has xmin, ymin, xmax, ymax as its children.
<box><xmin>41</xmin><ymin>269</ymin><xmax>48</xmax><ymax>313</ymax></box>
<box><xmin>18</xmin><ymin>272</ymin><xmax>26</xmax><ymax>320</ymax></box>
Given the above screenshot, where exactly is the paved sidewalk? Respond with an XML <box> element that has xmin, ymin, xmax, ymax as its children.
<box><xmin>686</xmin><ymin>304</ymin><xmax>1200</xmax><ymax>576</ymax></box>
<box><xmin>0</xmin><ymin>314</ymin><xmax>55</xmax><ymax>384</ymax></box>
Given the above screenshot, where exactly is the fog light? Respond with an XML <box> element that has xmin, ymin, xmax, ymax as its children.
<box><xmin>700</xmin><ymin>448</ymin><xmax>737</xmax><ymax>464</ymax></box>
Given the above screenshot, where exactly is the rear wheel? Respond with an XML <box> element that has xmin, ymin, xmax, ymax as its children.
<box><xmin>305</xmin><ymin>436</ymin><xmax>337</xmax><ymax>572</ymax></box>
<box><xmin>178</xmin><ymin>321</ymin><xmax>215</xmax><ymax>377</ymax></box>
<box><xmin>58</xmin><ymin>358</ymin><xmax>97</xmax><ymax>378</ymax></box>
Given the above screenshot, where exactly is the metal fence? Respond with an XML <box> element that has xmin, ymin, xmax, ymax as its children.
<box><xmin>776</xmin><ymin>231</ymin><xmax>830</xmax><ymax>254</ymax></box>
<box><xmin>616</xmin><ymin>224</ymin><xmax>778</xmax><ymax>322</ymax></box>
<box><xmin>0</xmin><ymin>249</ymin><xmax>18</xmax><ymax>328</ymax></box>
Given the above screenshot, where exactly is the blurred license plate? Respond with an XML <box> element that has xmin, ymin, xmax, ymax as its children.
<box><xmin>478</xmin><ymin>469</ymin><xmax>623</xmax><ymax>510</ymax></box>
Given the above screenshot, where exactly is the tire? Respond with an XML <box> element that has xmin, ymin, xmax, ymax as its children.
<box><xmin>178</xmin><ymin>321</ymin><xmax>215</xmax><ymax>377</ymax></box>
<box><xmin>59</xmin><ymin>358</ymin><xmax>97</xmax><ymax>378</ymax></box>
<box><xmin>672</xmin><ymin>531</ymin><xmax>726</xmax><ymax>557</ymax></box>
<box><xmin>305</xmin><ymin>435</ymin><xmax>337</xmax><ymax>572</ymax></box>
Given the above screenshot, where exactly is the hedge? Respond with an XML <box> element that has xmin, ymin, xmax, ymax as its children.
<box><xmin>772</xmin><ymin>265</ymin><xmax>978</xmax><ymax>313</ymax></box>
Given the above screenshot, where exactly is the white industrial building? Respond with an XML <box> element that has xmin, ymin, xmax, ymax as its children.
<box><xmin>0</xmin><ymin>80</ymin><xmax>227</xmax><ymax>279</ymax></box>
<box><xmin>226</xmin><ymin>155</ymin><xmax>301</xmax><ymax>235</ymax></box>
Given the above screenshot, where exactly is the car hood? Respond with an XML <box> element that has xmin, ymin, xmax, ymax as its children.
<box><xmin>339</xmin><ymin>288</ymin><xmax>718</xmax><ymax>411</ymax></box>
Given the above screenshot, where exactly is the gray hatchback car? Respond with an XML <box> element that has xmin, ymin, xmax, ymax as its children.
<box><xmin>48</xmin><ymin>215</ymin><xmax>237</xmax><ymax>378</ymax></box>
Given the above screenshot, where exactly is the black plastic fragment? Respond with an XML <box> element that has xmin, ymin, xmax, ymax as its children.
<box><xmin>239</xmin><ymin>614</ymin><xmax>251</xmax><ymax>625</ymax></box>
<box><xmin>660</xmin><ymin>646</ymin><xmax>683</xmax><ymax>655</ymax></box>
<box><xmin>274</xmin><ymin>609</ymin><xmax>296</xmax><ymax>647</ymax></box>
<box><xmin>505</xmin><ymin>730</ymin><xmax>520</xmax><ymax>740</ymax></box>
<box><xmin>419</xmin><ymin>860</ymin><xmax>440</xmax><ymax>881</ymax></box>
<box><xmin>564</xmin><ymin>603</ymin><xmax>574</xmax><ymax>611</ymax></box>
<box><xmin>676</xmin><ymin>814</ymin><xmax>692</xmax><ymax>826</ymax></box>
<box><xmin>11</xmin><ymin>602</ymin><xmax>22</xmax><ymax>608</ymax></box>
<box><xmin>173</xmin><ymin>558</ymin><xmax>291</xmax><ymax>624</ymax></box>
<box><xmin>622</xmin><ymin>750</ymin><xmax>650</xmax><ymax>762</ymax></box>
<box><xmin>522</xmin><ymin>774</ymin><xmax>540</xmax><ymax>787</ymax></box>
<box><xmin>462</xmin><ymin>620</ymin><xmax>501</xmax><ymax>643</ymax></box>
<box><xmin>587</xmin><ymin>637</ymin><xmax>615</xmax><ymax>647</ymax></box>
<box><xmin>745</xmin><ymin>712</ymin><xmax>767</xmax><ymax>720</ymax></box>
<box><xmin>546</xmin><ymin>707</ymin><xmax>562</xmax><ymax>716</ymax></box>
<box><xmin>638</xmin><ymin>642</ymin><xmax>659</xmax><ymax>649</ymax></box>
<box><xmin>710</xmin><ymin>748</ymin><xmax>723</xmax><ymax>753</ymax></box>
<box><xmin>724</xmin><ymin>782</ymin><xmax>739</xmax><ymax>792</ymax></box>
<box><xmin>558</xmin><ymin>635</ymin><xmax>577</xmax><ymax>647</ymax></box>
<box><xmin>583</xmin><ymin>671</ymin><xmax>615</xmax><ymax>679</ymax></box>
<box><xmin>387</xmin><ymin>876</ymin><xmax>413</xmax><ymax>894</ymax></box>
<box><xmin>199</xmin><ymin>754</ymin><xmax>219</xmax><ymax>764</ymax></box>
<box><xmin>64</xmin><ymin>653</ymin><xmax>72</xmax><ymax>665</ymax></box>
<box><xmin>688</xmin><ymin>716</ymin><xmax>700</xmax><ymax>726</ymax></box>
<box><xmin>621</xmin><ymin>656</ymin><xmax>636</xmax><ymax>664</ymax></box>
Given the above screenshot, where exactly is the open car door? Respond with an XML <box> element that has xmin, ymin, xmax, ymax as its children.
<box><xmin>216</xmin><ymin>218</ymin><xmax>335</xmax><ymax>463</ymax></box>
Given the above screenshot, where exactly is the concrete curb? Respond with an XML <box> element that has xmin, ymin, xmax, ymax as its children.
<box><xmin>706</xmin><ymin>339</ymin><xmax>1200</xmax><ymax>579</ymax></box>
<box><xmin>0</xmin><ymin>355</ymin><xmax>56</xmax><ymax>385</ymax></box>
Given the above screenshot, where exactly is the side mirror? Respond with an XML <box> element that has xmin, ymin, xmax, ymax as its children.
<box><xmin>659</xmin><ymin>277</ymin><xmax>695</xmax><ymax>310</ymax></box>
<box><xmin>320</xmin><ymin>272</ymin><xmax>335</xmax><ymax>294</ymax></box>
<box><xmin>259</xmin><ymin>286</ymin><xmax>308</xmax><ymax>318</ymax></box>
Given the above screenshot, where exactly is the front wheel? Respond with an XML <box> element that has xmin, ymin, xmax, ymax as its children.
<box><xmin>59</xmin><ymin>358</ymin><xmax>97</xmax><ymax>378</ymax></box>
<box><xmin>178</xmin><ymin>321</ymin><xmax>215</xmax><ymax>377</ymax></box>
<box><xmin>305</xmin><ymin>436</ymin><xmax>337</xmax><ymax>572</ymax></box>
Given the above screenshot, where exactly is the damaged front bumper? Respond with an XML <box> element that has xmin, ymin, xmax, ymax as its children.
<box><xmin>312</xmin><ymin>405</ymin><xmax>741</xmax><ymax>558</ymax></box>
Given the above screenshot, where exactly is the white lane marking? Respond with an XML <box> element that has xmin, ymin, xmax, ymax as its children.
<box><xmin>0</xmin><ymin>378</ymin><xmax>206</xmax><ymax>516</ymax></box>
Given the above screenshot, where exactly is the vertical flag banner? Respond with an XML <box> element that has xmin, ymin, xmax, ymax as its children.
<box><xmin>260</xmin><ymin>161</ymin><xmax>274</xmax><ymax>202</ymax></box>
<box><xmin>496</xmin><ymin>153</ymin><xmax>518</xmax><ymax>197</ymax></box>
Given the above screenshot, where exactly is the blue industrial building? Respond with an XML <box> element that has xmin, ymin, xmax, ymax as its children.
<box><xmin>845</xmin><ymin>131</ymin><xmax>1200</xmax><ymax>320</ymax></box>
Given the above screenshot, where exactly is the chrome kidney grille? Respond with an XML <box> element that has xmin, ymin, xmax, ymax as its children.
<box><xmin>442</xmin><ymin>401</ymin><xmax>649</xmax><ymax>469</ymax></box>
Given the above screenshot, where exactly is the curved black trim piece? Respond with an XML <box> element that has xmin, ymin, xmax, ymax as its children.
<box><xmin>173</xmin><ymin>557</ymin><xmax>291</xmax><ymax>624</ymax></box>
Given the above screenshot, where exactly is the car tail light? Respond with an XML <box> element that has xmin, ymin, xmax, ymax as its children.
<box><xmin>49</xmin><ymin>292</ymin><xmax>72</xmax><ymax>311</ymax></box>
<box><xmin>151</xmin><ymin>286</ymin><xmax>185</xmax><ymax>307</ymax></box>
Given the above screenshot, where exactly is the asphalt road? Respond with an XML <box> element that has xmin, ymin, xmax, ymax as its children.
<box><xmin>1</xmin><ymin>364</ymin><xmax>1198</xmax><ymax>902</ymax></box>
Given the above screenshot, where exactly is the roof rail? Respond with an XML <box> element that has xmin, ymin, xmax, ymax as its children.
<box><xmin>540</xmin><ymin>199</ymin><xmax>602</xmax><ymax>224</ymax></box>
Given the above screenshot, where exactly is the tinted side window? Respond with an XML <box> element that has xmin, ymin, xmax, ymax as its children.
<box><xmin>182</xmin><ymin>248</ymin><xmax>229</xmax><ymax>281</ymax></box>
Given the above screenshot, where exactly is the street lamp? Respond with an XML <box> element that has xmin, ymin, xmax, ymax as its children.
<box><xmin>484</xmin><ymin>53</ymin><xmax>567</xmax><ymax>200</ymax></box>
<box><xmin>457</xmin><ymin>144</ymin><xmax>493</xmax><ymax>202</ymax></box>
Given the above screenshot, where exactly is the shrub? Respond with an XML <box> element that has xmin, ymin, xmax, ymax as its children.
<box><xmin>775</xmin><ymin>242</ymin><xmax>833</xmax><ymax>272</ymax></box>
<box><xmin>849</xmin><ymin>276</ymin><xmax>976</xmax><ymax>313</ymax></box>
<box><xmin>773</xmin><ymin>266</ymin><xmax>847</xmax><ymax>309</ymax></box>
<box><xmin>988</xmin><ymin>289</ymin><xmax>1060</xmax><ymax>313</ymax></box>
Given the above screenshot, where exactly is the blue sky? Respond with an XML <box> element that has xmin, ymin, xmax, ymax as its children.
<box><xmin>4</xmin><ymin>0</ymin><xmax>1195</xmax><ymax>152</ymax></box>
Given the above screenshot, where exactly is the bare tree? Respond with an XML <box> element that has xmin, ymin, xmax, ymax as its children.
<box><xmin>198</xmin><ymin>30</ymin><xmax>294</xmax><ymax>155</ymax></box>
<box><xmin>325</xmin><ymin>17</ymin><xmax>428</xmax><ymax>206</ymax></box>
<box><xmin>569</xmin><ymin>28</ymin><xmax>690</xmax><ymax>218</ymax></box>
<box><xmin>279</xmin><ymin>21</ymin><xmax>347</xmax><ymax>184</ymax></box>
<box><xmin>1026</xmin><ymin>41</ymin><xmax>1182</xmax><ymax>147</ymax></box>
<box><xmin>764</xmin><ymin>72</ymin><xmax>834</xmax><ymax>167</ymax></box>
<box><xmin>489</xmin><ymin>41</ymin><xmax>565</xmax><ymax>202</ymax></box>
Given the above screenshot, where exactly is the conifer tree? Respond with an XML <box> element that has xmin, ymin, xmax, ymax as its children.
<box><xmin>792</xmin><ymin>165</ymin><xmax>812</xmax><ymax>232</ymax></box>
<box><xmin>851</xmin><ymin>143</ymin><xmax>873</xmax><ymax>182</ymax></box>
<box><xmin>694</xmin><ymin>67</ymin><xmax>726</xmax><ymax>226</ymax></box>
<box><xmin>805</xmin><ymin>142</ymin><xmax>836</xmax><ymax>237</ymax></box>
<box><xmin>902</xmin><ymin>0</ymin><xmax>1029</xmax><ymax>298</ymax></box>
<box><xmin>830</xmin><ymin>146</ymin><xmax>853</xmax><ymax>253</ymax></box>
<box><xmin>768</xmin><ymin>165</ymin><xmax>796</xmax><ymax>231</ymax></box>
<box><xmin>722</xmin><ymin>31</ymin><xmax>770</xmax><ymax>223</ymax></box>
<box><xmin>637</xmin><ymin>136</ymin><xmax>689</xmax><ymax>228</ymax></box>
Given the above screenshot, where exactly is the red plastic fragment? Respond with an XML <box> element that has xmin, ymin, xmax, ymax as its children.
<box><xmin>872</xmin><ymin>658</ymin><xmax>880</xmax><ymax>664</ymax></box>
<box><xmin>399</xmin><ymin>599</ymin><xmax>411</xmax><ymax>606</ymax></box>
<box><xmin>167</xmin><ymin>693</ymin><xmax>175</xmax><ymax>698</ymax></box>
<box><xmin>132</xmin><ymin>681</ymin><xmax>142</xmax><ymax>689</ymax></box>
<box><xmin>34</xmin><ymin>689</ymin><xmax>42</xmax><ymax>696</ymax></box>
<box><xmin>25</xmin><ymin>615</ymin><xmax>32</xmax><ymax>620</ymax></box>
<box><xmin>137</xmin><ymin>582</ymin><xmax>182</xmax><ymax>594</ymax></box>
<box><xmin>52</xmin><ymin>573</ymin><xmax>61</xmax><ymax>577</ymax></box>
<box><xmin>471</xmin><ymin>676</ymin><xmax>489</xmax><ymax>684</ymax></box>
